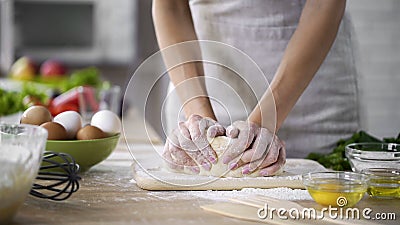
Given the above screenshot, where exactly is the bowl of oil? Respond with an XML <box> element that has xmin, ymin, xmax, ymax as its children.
<box><xmin>361</xmin><ymin>168</ymin><xmax>400</xmax><ymax>199</ymax></box>
<box><xmin>302</xmin><ymin>172</ymin><xmax>368</xmax><ymax>207</ymax></box>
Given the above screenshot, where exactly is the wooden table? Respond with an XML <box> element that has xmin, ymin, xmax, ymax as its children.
<box><xmin>12</xmin><ymin>109</ymin><xmax>256</xmax><ymax>225</ymax></box>
<box><xmin>15</xmin><ymin>151</ymin><xmax>262</xmax><ymax>225</ymax></box>
<box><xmin>13</xmin><ymin>109</ymin><xmax>399</xmax><ymax>225</ymax></box>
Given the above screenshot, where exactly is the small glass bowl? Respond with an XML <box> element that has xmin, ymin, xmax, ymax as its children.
<box><xmin>345</xmin><ymin>143</ymin><xmax>400</xmax><ymax>172</ymax></box>
<box><xmin>361</xmin><ymin>168</ymin><xmax>400</xmax><ymax>199</ymax></box>
<box><xmin>302</xmin><ymin>172</ymin><xmax>368</xmax><ymax>207</ymax></box>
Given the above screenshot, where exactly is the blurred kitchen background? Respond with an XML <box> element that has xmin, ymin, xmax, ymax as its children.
<box><xmin>0</xmin><ymin>0</ymin><xmax>399</xmax><ymax>140</ymax></box>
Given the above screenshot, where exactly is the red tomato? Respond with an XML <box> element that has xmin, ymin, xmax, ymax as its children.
<box><xmin>49</xmin><ymin>103</ymin><xmax>79</xmax><ymax>117</ymax></box>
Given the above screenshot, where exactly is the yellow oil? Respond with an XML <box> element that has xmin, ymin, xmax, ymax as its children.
<box><xmin>367</xmin><ymin>178</ymin><xmax>400</xmax><ymax>199</ymax></box>
<box><xmin>307</xmin><ymin>179</ymin><xmax>366</xmax><ymax>207</ymax></box>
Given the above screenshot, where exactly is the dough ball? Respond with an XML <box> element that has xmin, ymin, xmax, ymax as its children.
<box><xmin>166</xmin><ymin>136</ymin><xmax>283</xmax><ymax>178</ymax></box>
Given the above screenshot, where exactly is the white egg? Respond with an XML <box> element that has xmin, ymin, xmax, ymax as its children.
<box><xmin>91</xmin><ymin>110</ymin><xmax>121</xmax><ymax>136</ymax></box>
<box><xmin>54</xmin><ymin>111</ymin><xmax>82</xmax><ymax>139</ymax></box>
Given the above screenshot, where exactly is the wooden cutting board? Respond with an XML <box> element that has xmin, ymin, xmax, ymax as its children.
<box><xmin>130</xmin><ymin>144</ymin><xmax>327</xmax><ymax>190</ymax></box>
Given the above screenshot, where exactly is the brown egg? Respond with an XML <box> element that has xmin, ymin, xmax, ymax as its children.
<box><xmin>40</xmin><ymin>122</ymin><xmax>68</xmax><ymax>140</ymax></box>
<box><xmin>20</xmin><ymin>106</ymin><xmax>52</xmax><ymax>125</ymax></box>
<box><xmin>76</xmin><ymin>125</ymin><xmax>106</xmax><ymax>140</ymax></box>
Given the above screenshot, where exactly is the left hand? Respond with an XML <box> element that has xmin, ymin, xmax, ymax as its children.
<box><xmin>223</xmin><ymin>120</ymin><xmax>286</xmax><ymax>176</ymax></box>
<box><xmin>163</xmin><ymin>114</ymin><xmax>225</xmax><ymax>173</ymax></box>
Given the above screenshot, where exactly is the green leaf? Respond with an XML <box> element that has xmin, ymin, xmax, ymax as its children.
<box><xmin>358</xmin><ymin>131</ymin><xmax>382</xmax><ymax>143</ymax></box>
<box><xmin>304</xmin><ymin>130</ymin><xmax>393</xmax><ymax>171</ymax></box>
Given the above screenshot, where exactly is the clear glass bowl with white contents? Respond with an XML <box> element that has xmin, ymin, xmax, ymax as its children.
<box><xmin>0</xmin><ymin>124</ymin><xmax>47</xmax><ymax>224</ymax></box>
<box><xmin>345</xmin><ymin>143</ymin><xmax>400</xmax><ymax>172</ymax></box>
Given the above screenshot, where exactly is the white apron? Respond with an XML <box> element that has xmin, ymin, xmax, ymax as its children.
<box><xmin>165</xmin><ymin>0</ymin><xmax>360</xmax><ymax>158</ymax></box>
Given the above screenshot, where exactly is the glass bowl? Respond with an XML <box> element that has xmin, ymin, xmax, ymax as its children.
<box><xmin>0</xmin><ymin>124</ymin><xmax>47</xmax><ymax>224</ymax></box>
<box><xmin>361</xmin><ymin>168</ymin><xmax>400</xmax><ymax>199</ymax></box>
<box><xmin>302</xmin><ymin>172</ymin><xmax>368</xmax><ymax>207</ymax></box>
<box><xmin>345</xmin><ymin>143</ymin><xmax>400</xmax><ymax>172</ymax></box>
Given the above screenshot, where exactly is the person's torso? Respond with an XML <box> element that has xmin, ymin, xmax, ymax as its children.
<box><xmin>166</xmin><ymin>0</ymin><xmax>360</xmax><ymax>157</ymax></box>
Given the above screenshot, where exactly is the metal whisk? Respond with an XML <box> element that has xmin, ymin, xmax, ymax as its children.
<box><xmin>30</xmin><ymin>151</ymin><xmax>81</xmax><ymax>201</ymax></box>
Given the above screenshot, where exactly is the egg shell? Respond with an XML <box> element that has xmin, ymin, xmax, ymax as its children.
<box><xmin>54</xmin><ymin>111</ymin><xmax>82</xmax><ymax>139</ymax></box>
<box><xmin>40</xmin><ymin>122</ymin><xmax>68</xmax><ymax>140</ymax></box>
<box><xmin>20</xmin><ymin>106</ymin><xmax>52</xmax><ymax>125</ymax></box>
<box><xmin>77</xmin><ymin>125</ymin><xmax>107</xmax><ymax>140</ymax></box>
<box><xmin>91</xmin><ymin>110</ymin><xmax>121</xmax><ymax>136</ymax></box>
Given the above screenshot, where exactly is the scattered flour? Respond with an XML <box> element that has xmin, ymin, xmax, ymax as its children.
<box><xmin>129</xmin><ymin>178</ymin><xmax>137</xmax><ymax>184</ymax></box>
<box><xmin>188</xmin><ymin>187</ymin><xmax>312</xmax><ymax>201</ymax></box>
<box><xmin>144</xmin><ymin>187</ymin><xmax>312</xmax><ymax>202</ymax></box>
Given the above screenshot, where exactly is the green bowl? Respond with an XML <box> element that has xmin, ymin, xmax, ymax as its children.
<box><xmin>45</xmin><ymin>133</ymin><xmax>120</xmax><ymax>172</ymax></box>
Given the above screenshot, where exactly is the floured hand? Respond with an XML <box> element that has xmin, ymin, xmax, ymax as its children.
<box><xmin>163</xmin><ymin>114</ymin><xmax>225</xmax><ymax>174</ymax></box>
<box><xmin>165</xmin><ymin>136</ymin><xmax>285</xmax><ymax>177</ymax></box>
<box><xmin>224</xmin><ymin>121</ymin><xmax>286</xmax><ymax>177</ymax></box>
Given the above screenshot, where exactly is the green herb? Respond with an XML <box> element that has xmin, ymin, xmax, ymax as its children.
<box><xmin>0</xmin><ymin>66</ymin><xmax>102</xmax><ymax>116</ymax></box>
<box><xmin>21</xmin><ymin>83</ymin><xmax>48</xmax><ymax>103</ymax></box>
<box><xmin>306</xmin><ymin>130</ymin><xmax>400</xmax><ymax>171</ymax></box>
<box><xmin>61</xmin><ymin>67</ymin><xmax>101</xmax><ymax>92</ymax></box>
<box><xmin>0</xmin><ymin>89</ymin><xmax>23</xmax><ymax>115</ymax></box>
<box><xmin>0</xmin><ymin>84</ymin><xmax>48</xmax><ymax>116</ymax></box>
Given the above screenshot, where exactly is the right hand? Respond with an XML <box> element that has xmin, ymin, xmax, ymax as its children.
<box><xmin>163</xmin><ymin>114</ymin><xmax>225</xmax><ymax>174</ymax></box>
<box><xmin>223</xmin><ymin>120</ymin><xmax>286</xmax><ymax>176</ymax></box>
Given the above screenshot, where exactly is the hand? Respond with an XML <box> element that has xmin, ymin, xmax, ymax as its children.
<box><xmin>223</xmin><ymin>120</ymin><xmax>286</xmax><ymax>176</ymax></box>
<box><xmin>163</xmin><ymin>114</ymin><xmax>225</xmax><ymax>174</ymax></box>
